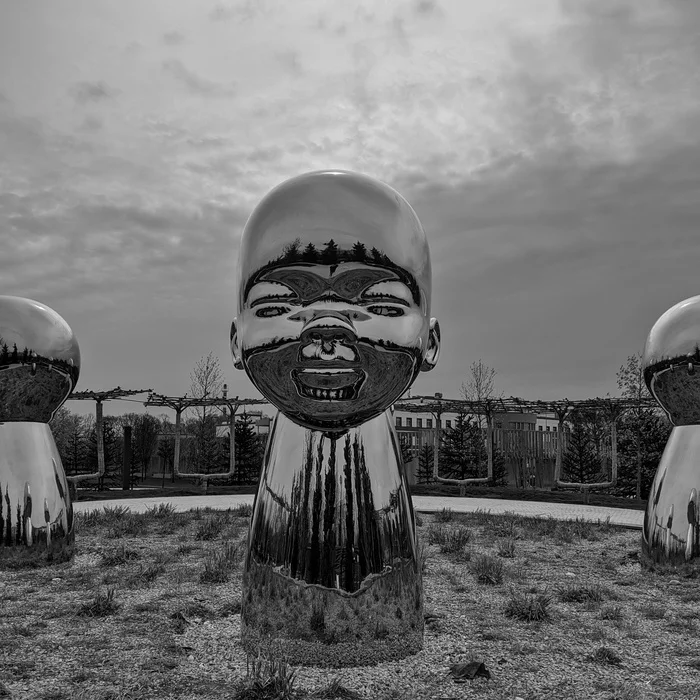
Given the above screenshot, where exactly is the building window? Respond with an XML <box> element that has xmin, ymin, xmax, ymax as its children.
<box><xmin>396</xmin><ymin>417</ymin><xmax>402</xmax><ymax>427</ymax></box>
<box><xmin>417</xmin><ymin>418</ymin><xmax>423</xmax><ymax>428</ymax></box>
<box><xmin>539</xmin><ymin>426</ymin><xmax>543</xmax><ymax>431</ymax></box>
<box><xmin>426</xmin><ymin>419</ymin><xmax>432</xmax><ymax>428</ymax></box>
<box><xmin>553</xmin><ymin>426</ymin><xmax>557</xmax><ymax>432</ymax></box>
<box><xmin>446</xmin><ymin>420</ymin><xmax>452</xmax><ymax>428</ymax></box>
<box><xmin>406</xmin><ymin>418</ymin><xmax>412</xmax><ymax>427</ymax></box>
<box><xmin>496</xmin><ymin>422</ymin><xmax>502</xmax><ymax>429</ymax></box>
<box><xmin>546</xmin><ymin>426</ymin><xmax>550</xmax><ymax>431</ymax></box>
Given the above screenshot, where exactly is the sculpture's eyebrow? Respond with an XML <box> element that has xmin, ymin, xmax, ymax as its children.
<box><xmin>247</xmin><ymin>282</ymin><xmax>297</xmax><ymax>308</ymax></box>
<box><xmin>361</xmin><ymin>281</ymin><xmax>412</xmax><ymax>306</ymax></box>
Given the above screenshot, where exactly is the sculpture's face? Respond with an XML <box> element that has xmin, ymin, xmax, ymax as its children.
<box><xmin>232</xmin><ymin>171</ymin><xmax>440</xmax><ymax>431</ymax></box>
<box><xmin>643</xmin><ymin>295</ymin><xmax>700</xmax><ymax>426</ymax></box>
<box><xmin>0</xmin><ymin>296</ymin><xmax>81</xmax><ymax>422</ymax></box>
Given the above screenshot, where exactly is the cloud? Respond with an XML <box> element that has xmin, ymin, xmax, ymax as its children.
<box><xmin>162</xmin><ymin>31</ymin><xmax>185</xmax><ymax>46</ymax></box>
<box><xmin>209</xmin><ymin>1</ymin><xmax>258</xmax><ymax>22</ymax></box>
<box><xmin>275</xmin><ymin>50</ymin><xmax>303</xmax><ymax>78</ymax></box>
<box><xmin>162</xmin><ymin>59</ymin><xmax>236</xmax><ymax>97</ymax></box>
<box><xmin>70</xmin><ymin>81</ymin><xmax>117</xmax><ymax>104</ymax></box>
<box><xmin>414</xmin><ymin>0</ymin><xmax>441</xmax><ymax>16</ymax></box>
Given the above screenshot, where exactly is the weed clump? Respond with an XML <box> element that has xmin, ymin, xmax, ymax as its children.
<box><xmin>470</xmin><ymin>554</ymin><xmax>504</xmax><ymax>585</ymax></box>
<box><xmin>200</xmin><ymin>541</ymin><xmax>240</xmax><ymax>584</ymax></box>
<box><xmin>504</xmin><ymin>589</ymin><xmax>551</xmax><ymax>622</ymax></box>
<box><xmin>591</xmin><ymin>646</ymin><xmax>622</xmax><ymax>665</ymax></box>
<box><xmin>78</xmin><ymin>588</ymin><xmax>120</xmax><ymax>617</ymax></box>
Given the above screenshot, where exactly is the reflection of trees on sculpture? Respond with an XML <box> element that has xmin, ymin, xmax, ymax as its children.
<box><xmin>0</xmin><ymin>338</ymin><xmax>79</xmax><ymax>423</ymax></box>
<box><xmin>244</xmin><ymin>238</ymin><xmax>422</xmax><ymax>309</ymax></box>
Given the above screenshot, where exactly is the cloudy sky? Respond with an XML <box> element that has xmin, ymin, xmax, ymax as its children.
<box><xmin>2</xmin><ymin>0</ymin><xmax>700</xmax><ymax>418</ymax></box>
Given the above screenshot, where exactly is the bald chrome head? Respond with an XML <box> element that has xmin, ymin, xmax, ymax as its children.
<box><xmin>0</xmin><ymin>296</ymin><xmax>80</xmax><ymax>422</ymax></box>
<box><xmin>232</xmin><ymin>170</ymin><xmax>440</xmax><ymax>431</ymax></box>
<box><xmin>643</xmin><ymin>295</ymin><xmax>700</xmax><ymax>425</ymax></box>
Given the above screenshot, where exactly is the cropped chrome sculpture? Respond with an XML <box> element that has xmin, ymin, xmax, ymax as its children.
<box><xmin>0</xmin><ymin>296</ymin><xmax>80</xmax><ymax>562</ymax></box>
<box><xmin>231</xmin><ymin>170</ymin><xmax>440</xmax><ymax>666</ymax></box>
<box><xmin>642</xmin><ymin>295</ymin><xmax>700</xmax><ymax>567</ymax></box>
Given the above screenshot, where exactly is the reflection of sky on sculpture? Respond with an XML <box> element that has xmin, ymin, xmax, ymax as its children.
<box><xmin>643</xmin><ymin>426</ymin><xmax>700</xmax><ymax>564</ymax></box>
<box><xmin>236</xmin><ymin>171</ymin><xmax>431</xmax><ymax>317</ymax></box>
<box><xmin>643</xmin><ymin>296</ymin><xmax>700</xmax><ymax>368</ymax></box>
<box><xmin>0</xmin><ymin>296</ymin><xmax>81</xmax><ymax>369</ymax></box>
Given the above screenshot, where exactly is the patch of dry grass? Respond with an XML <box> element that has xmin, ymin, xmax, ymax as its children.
<box><xmin>0</xmin><ymin>506</ymin><xmax>699</xmax><ymax>699</ymax></box>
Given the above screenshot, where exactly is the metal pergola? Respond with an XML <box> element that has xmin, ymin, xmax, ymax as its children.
<box><xmin>143</xmin><ymin>391</ymin><xmax>269</xmax><ymax>492</ymax></box>
<box><xmin>395</xmin><ymin>394</ymin><xmax>660</xmax><ymax>490</ymax></box>
<box><xmin>65</xmin><ymin>388</ymin><xmax>151</xmax><ymax>484</ymax></box>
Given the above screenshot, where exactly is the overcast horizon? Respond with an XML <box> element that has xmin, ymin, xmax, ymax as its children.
<box><xmin>3</xmin><ymin>0</ymin><xmax>700</xmax><ymax>419</ymax></box>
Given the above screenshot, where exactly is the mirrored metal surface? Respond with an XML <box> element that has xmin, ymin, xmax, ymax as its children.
<box><xmin>643</xmin><ymin>426</ymin><xmax>700</xmax><ymax>568</ymax></box>
<box><xmin>0</xmin><ymin>297</ymin><xmax>79</xmax><ymax>564</ymax></box>
<box><xmin>241</xmin><ymin>411</ymin><xmax>423</xmax><ymax>666</ymax></box>
<box><xmin>232</xmin><ymin>170</ymin><xmax>439</xmax><ymax>433</ymax></box>
<box><xmin>0</xmin><ymin>296</ymin><xmax>80</xmax><ymax>423</ymax></box>
<box><xmin>233</xmin><ymin>171</ymin><xmax>438</xmax><ymax>664</ymax></box>
<box><xmin>643</xmin><ymin>295</ymin><xmax>700</xmax><ymax>426</ymax></box>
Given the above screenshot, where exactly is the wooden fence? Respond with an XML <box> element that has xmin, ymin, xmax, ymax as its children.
<box><xmin>397</xmin><ymin>426</ymin><xmax>614</xmax><ymax>488</ymax></box>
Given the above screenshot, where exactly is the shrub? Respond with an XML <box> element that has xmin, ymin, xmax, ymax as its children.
<box><xmin>504</xmin><ymin>590</ymin><xmax>551</xmax><ymax>622</ymax></box>
<box><xmin>470</xmin><ymin>554</ymin><xmax>504</xmax><ymax>585</ymax></box>
<box><xmin>425</xmin><ymin>524</ymin><xmax>471</xmax><ymax>553</ymax></box>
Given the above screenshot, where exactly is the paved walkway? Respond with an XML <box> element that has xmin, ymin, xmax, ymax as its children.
<box><xmin>73</xmin><ymin>494</ymin><xmax>644</xmax><ymax>529</ymax></box>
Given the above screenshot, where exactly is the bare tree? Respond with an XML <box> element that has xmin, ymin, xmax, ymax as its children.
<box><xmin>189</xmin><ymin>352</ymin><xmax>225</xmax><ymax>420</ymax></box>
<box><xmin>460</xmin><ymin>359</ymin><xmax>503</xmax><ymax>428</ymax></box>
<box><xmin>188</xmin><ymin>352</ymin><xmax>226</xmax><ymax>473</ymax></box>
<box><xmin>460</xmin><ymin>360</ymin><xmax>503</xmax><ymax>479</ymax></box>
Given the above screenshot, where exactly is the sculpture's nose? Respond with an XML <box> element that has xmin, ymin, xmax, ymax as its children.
<box><xmin>298</xmin><ymin>312</ymin><xmax>358</xmax><ymax>345</ymax></box>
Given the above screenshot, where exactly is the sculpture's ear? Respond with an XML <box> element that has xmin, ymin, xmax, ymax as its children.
<box><xmin>230</xmin><ymin>319</ymin><xmax>244</xmax><ymax>370</ymax></box>
<box><xmin>421</xmin><ymin>317</ymin><xmax>440</xmax><ymax>372</ymax></box>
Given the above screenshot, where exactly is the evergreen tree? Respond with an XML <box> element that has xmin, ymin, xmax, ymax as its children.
<box><xmin>438</xmin><ymin>412</ymin><xmax>485</xmax><ymax>480</ymax></box>
<box><xmin>351</xmin><ymin>241</ymin><xmax>367</xmax><ymax>261</ymax></box>
<box><xmin>417</xmin><ymin>443</ymin><xmax>434</xmax><ymax>483</ymax></box>
<box><xmin>302</xmin><ymin>242</ymin><xmax>318</xmax><ymax>263</ymax></box>
<box><xmin>234</xmin><ymin>415</ymin><xmax>264</xmax><ymax>484</ymax></box>
<box><xmin>51</xmin><ymin>407</ymin><xmax>89</xmax><ymax>476</ymax></box>
<box><xmin>562</xmin><ymin>410</ymin><xmax>600</xmax><ymax>484</ymax></box>
<box><xmin>321</xmin><ymin>239</ymin><xmax>339</xmax><ymax>265</ymax></box>
<box><xmin>614</xmin><ymin>410</ymin><xmax>671</xmax><ymax>499</ymax></box>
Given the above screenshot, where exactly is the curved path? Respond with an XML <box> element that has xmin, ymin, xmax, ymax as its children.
<box><xmin>73</xmin><ymin>494</ymin><xmax>644</xmax><ymax>530</ymax></box>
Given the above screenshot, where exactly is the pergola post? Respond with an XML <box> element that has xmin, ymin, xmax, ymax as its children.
<box><xmin>173</xmin><ymin>406</ymin><xmax>182</xmax><ymax>478</ymax></box>
<box><xmin>95</xmin><ymin>399</ymin><xmax>105</xmax><ymax>487</ymax></box>
<box><xmin>229</xmin><ymin>405</ymin><xmax>236</xmax><ymax>481</ymax></box>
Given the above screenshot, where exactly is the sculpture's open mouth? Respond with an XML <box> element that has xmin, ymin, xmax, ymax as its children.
<box><xmin>292</xmin><ymin>368</ymin><xmax>366</xmax><ymax>401</ymax></box>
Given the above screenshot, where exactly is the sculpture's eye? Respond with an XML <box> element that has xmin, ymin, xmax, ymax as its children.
<box><xmin>367</xmin><ymin>305</ymin><xmax>404</xmax><ymax>317</ymax></box>
<box><xmin>255</xmin><ymin>306</ymin><xmax>289</xmax><ymax>318</ymax></box>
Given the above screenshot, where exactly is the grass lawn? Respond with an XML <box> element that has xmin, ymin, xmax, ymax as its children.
<box><xmin>1</xmin><ymin>506</ymin><xmax>698</xmax><ymax>700</ymax></box>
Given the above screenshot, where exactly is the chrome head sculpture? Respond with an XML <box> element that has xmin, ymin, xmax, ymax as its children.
<box><xmin>643</xmin><ymin>295</ymin><xmax>700</xmax><ymax>425</ymax></box>
<box><xmin>0</xmin><ymin>296</ymin><xmax>80</xmax><ymax>562</ymax></box>
<box><xmin>642</xmin><ymin>295</ymin><xmax>700</xmax><ymax>568</ymax></box>
<box><xmin>0</xmin><ymin>295</ymin><xmax>81</xmax><ymax>422</ymax></box>
<box><xmin>231</xmin><ymin>170</ymin><xmax>440</xmax><ymax>431</ymax></box>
